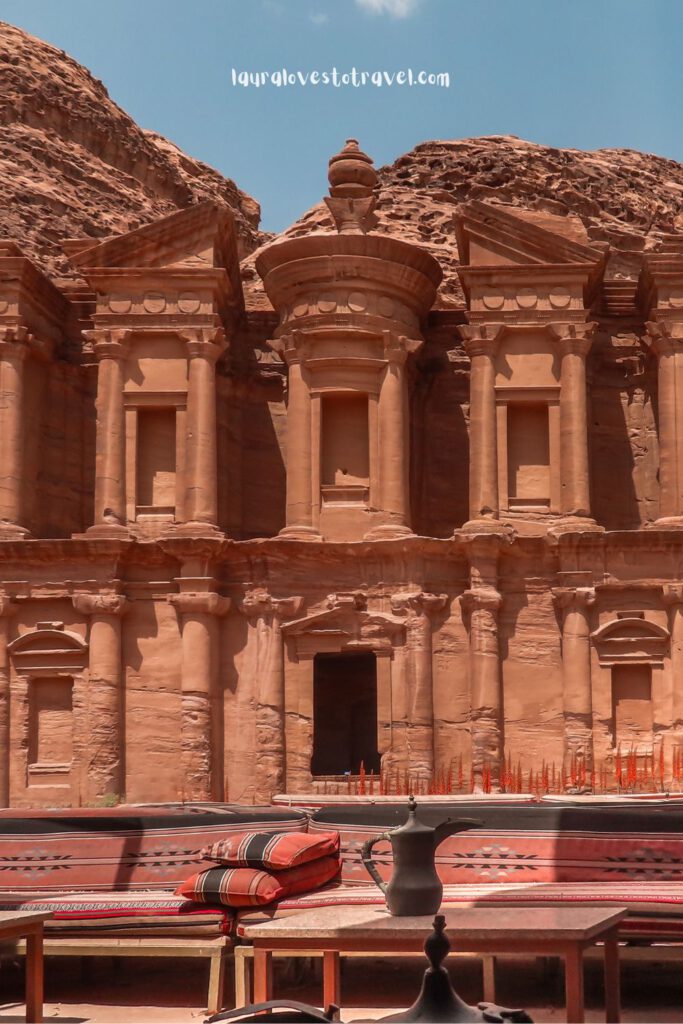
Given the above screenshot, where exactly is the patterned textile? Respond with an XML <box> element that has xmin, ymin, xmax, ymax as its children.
<box><xmin>201</xmin><ymin>831</ymin><xmax>339</xmax><ymax>870</ymax></box>
<box><xmin>0</xmin><ymin>811</ymin><xmax>307</xmax><ymax>894</ymax></box>
<box><xmin>0</xmin><ymin>889</ymin><xmax>233</xmax><ymax>936</ymax></box>
<box><xmin>177</xmin><ymin>856</ymin><xmax>341</xmax><ymax>908</ymax></box>
<box><xmin>308</xmin><ymin>818</ymin><xmax>683</xmax><ymax>885</ymax></box>
<box><xmin>235</xmin><ymin>879</ymin><xmax>683</xmax><ymax>934</ymax></box>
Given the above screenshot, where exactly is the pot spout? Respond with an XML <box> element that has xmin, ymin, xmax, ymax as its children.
<box><xmin>434</xmin><ymin>816</ymin><xmax>483</xmax><ymax>847</ymax></box>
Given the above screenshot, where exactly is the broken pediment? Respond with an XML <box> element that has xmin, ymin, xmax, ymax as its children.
<box><xmin>455</xmin><ymin>200</ymin><xmax>607</xmax><ymax>269</ymax></box>
<box><xmin>63</xmin><ymin>202</ymin><xmax>242</xmax><ymax>303</ymax></box>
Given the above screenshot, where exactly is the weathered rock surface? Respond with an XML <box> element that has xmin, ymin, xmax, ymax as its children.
<box><xmin>0</xmin><ymin>21</ymin><xmax>264</xmax><ymax>278</ymax></box>
<box><xmin>243</xmin><ymin>136</ymin><xmax>683</xmax><ymax>308</ymax></box>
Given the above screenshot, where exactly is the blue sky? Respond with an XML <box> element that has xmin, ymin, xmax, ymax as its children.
<box><xmin>1</xmin><ymin>0</ymin><xmax>681</xmax><ymax>232</ymax></box>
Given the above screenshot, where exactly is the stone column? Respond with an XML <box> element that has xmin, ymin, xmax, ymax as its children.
<box><xmin>0</xmin><ymin>326</ymin><xmax>31</xmax><ymax>538</ymax></box>
<box><xmin>663</xmin><ymin>584</ymin><xmax>683</xmax><ymax>765</ymax></box>
<box><xmin>390</xmin><ymin>591</ymin><xmax>447</xmax><ymax>785</ymax></box>
<box><xmin>241</xmin><ymin>589</ymin><xmax>303</xmax><ymax>803</ymax></box>
<box><xmin>460</xmin><ymin>586</ymin><xmax>503</xmax><ymax>790</ymax></box>
<box><xmin>553</xmin><ymin>323</ymin><xmax>595</xmax><ymax>519</ymax></box>
<box><xmin>278</xmin><ymin>334</ymin><xmax>321</xmax><ymax>540</ymax></box>
<box><xmin>647</xmin><ymin>323</ymin><xmax>683</xmax><ymax>524</ymax></box>
<box><xmin>0</xmin><ymin>594</ymin><xmax>16</xmax><ymax>807</ymax></box>
<box><xmin>72</xmin><ymin>590</ymin><xmax>128</xmax><ymax>802</ymax></box>
<box><xmin>552</xmin><ymin>587</ymin><xmax>595</xmax><ymax>785</ymax></box>
<box><xmin>168</xmin><ymin>586</ymin><xmax>230</xmax><ymax>801</ymax></box>
<box><xmin>461</xmin><ymin>326</ymin><xmax>500</xmax><ymax>523</ymax></box>
<box><xmin>84</xmin><ymin>328</ymin><xmax>130</xmax><ymax>533</ymax></box>
<box><xmin>365</xmin><ymin>335</ymin><xmax>421</xmax><ymax>540</ymax></box>
<box><xmin>181</xmin><ymin>328</ymin><xmax>226</xmax><ymax>531</ymax></box>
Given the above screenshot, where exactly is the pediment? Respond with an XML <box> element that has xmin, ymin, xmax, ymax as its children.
<box><xmin>282</xmin><ymin>606</ymin><xmax>404</xmax><ymax>638</ymax></box>
<box><xmin>591</xmin><ymin>616</ymin><xmax>669</xmax><ymax>666</ymax></box>
<box><xmin>64</xmin><ymin>201</ymin><xmax>239</xmax><ymax>274</ymax></box>
<box><xmin>455</xmin><ymin>200</ymin><xmax>606</xmax><ymax>268</ymax></box>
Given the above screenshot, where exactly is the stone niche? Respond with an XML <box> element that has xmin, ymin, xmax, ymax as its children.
<box><xmin>7</xmin><ymin>622</ymin><xmax>88</xmax><ymax>807</ymax></box>
<box><xmin>591</xmin><ymin>613</ymin><xmax>670</xmax><ymax>759</ymax></box>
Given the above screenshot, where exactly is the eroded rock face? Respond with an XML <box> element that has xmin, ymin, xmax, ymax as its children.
<box><xmin>242</xmin><ymin>136</ymin><xmax>683</xmax><ymax>308</ymax></box>
<box><xmin>0</xmin><ymin>21</ymin><xmax>264</xmax><ymax>277</ymax></box>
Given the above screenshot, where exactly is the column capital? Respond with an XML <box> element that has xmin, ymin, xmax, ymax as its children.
<box><xmin>84</xmin><ymin>328</ymin><xmax>132</xmax><ymax>361</ymax></box>
<box><xmin>460</xmin><ymin>586</ymin><xmax>502</xmax><ymax>614</ymax></box>
<box><xmin>241</xmin><ymin>587</ymin><xmax>303</xmax><ymax>621</ymax></box>
<box><xmin>459</xmin><ymin>322</ymin><xmax>505</xmax><ymax>356</ymax></box>
<box><xmin>0</xmin><ymin>325</ymin><xmax>32</xmax><ymax>360</ymax></box>
<box><xmin>663</xmin><ymin>583</ymin><xmax>683</xmax><ymax>606</ymax></box>
<box><xmin>548</xmin><ymin>321</ymin><xmax>597</xmax><ymax>355</ymax></box>
<box><xmin>168</xmin><ymin>588</ymin><xmax>231</xmax><ymax>617</ymax></box>
<box><xmin>382</xmin><ymin>331</ymin><xmax>423</xmax><ymax>364</ymax></box>
<box><xmin>645</xmin><ymin>320</ymin><xmax>679</xmax><ymax>356</ymax></box>
<box><xmin>180</xmin><ymin>326</ymin><xmax>227</xmax><ymax>360</ymax></box>
<box><xmin>390</xmin><ymin>591</ymin><xmax>448</xmax><ymax>617</ymax></box>
<box><xmin>551</xmin><ymin>586</ymin><xmax>596</xmax><ymax>613</ymax></box>
<box><xmin>269</xmin><ymin>330</ymin><xmax>310</xmax><ymax>366</ymax></box>
<box><xmin>73</xmin><ymin>591</ymin><xmax>129</xmax><ymax>617</ymax></box>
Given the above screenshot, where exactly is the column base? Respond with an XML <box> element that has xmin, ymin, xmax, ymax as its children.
<box><xmin>75</xmin><ymin>522</ymin><xmax>131</xmax><ymax>540</ymax></box>
<box><xmin>548</xmin><ymin>516</ymin><xmax>605</xmax><ymax>537</ymax></box>
<box><xmin>277</xmin><ymin>524</ymin><xmax>323</xmax><ymax>542</ymax></box>
<box><xmin>457</xmin><ymin>518</ymin><xmax>516</xmax><ymax>540</ymax></box>
<box><xmin>0</xmin><ymin>521</ymin><xmax>30</xmax><ymax>540</ymax></box>
<box><xmin>650</xmin><ymin>516</ymin><xmax>683</xmax><ymax>529</ymax></box>
<box><xmin>363</xmin><ymin>522</ymin><xmax>414</xmax><ymax>541</ymax></box>
<box><xmin>163</xmin><ymin>521</ymin><xmax>225</xmax><ymax>539</ymax></box>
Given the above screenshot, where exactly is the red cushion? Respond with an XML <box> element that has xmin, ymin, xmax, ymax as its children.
<box><xmin>176</xmin><ymin>856</ymin><xmax>341</xmax><ymax>908</ymax></box>
<box><xmin>201</xmin><ymin>831</ymin><xmax>340</xmax><ymax>870</ymax></box>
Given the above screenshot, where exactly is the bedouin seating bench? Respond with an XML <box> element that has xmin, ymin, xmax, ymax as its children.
<box><xmin>0</xmin><ymin>805</ymin><xmax>308</xmax><ymax>1013</ymax></box>
<box><xmin>233</xmin><ymin>800</ymin><xmax>683</xmax><ymax>1003</ymax></box>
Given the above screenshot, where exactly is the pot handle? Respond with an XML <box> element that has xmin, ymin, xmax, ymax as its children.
<box><xmin>361</xmin><ymin>831</ymin><xmax>392</xmax><ymax>895</ymax></box>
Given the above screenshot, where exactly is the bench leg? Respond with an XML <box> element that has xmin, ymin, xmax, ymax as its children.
<box><xmin>253</xmin><ymin>949</ymin><xmax>273</xmax><ymax>1003</ymax></box>
<box><xmin>482</xmin><ymin>955</ymin><xmax>496</xmax><ymax>1003</ymax></box>
<box><xmin>234</xmin><ymin>947</ymin><xmax>251</xmax><ymax>1009</ymax></box>
<box><xmin>323</xmin><ymin>950</ymin><xmax>340</xmax><ymax>1009</ymax></box>
<box><xmin>564</xmin><ymin>948</ymin><xmax>585</xmax><ymax>1024</ymax></box>
<box><xmin>603</xmin><ymin>934</ymin><xmax>621</xmax><ymax>1024</ymax></box>
<box><xmin>207</xmin><ymin>950</ymin><xmax>226</xmax><ymax>1015</ymax></box>
<box><xmin>25</xmin><ymin>928</ymin><xmax>44</xmax><ymax>1024</ymax></box>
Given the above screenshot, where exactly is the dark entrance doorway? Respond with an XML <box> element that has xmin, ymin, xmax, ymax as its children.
<box><xmin>311</xmin><ymin>652</ymin><xmax>380</xmax><ymax>776</ymax></box>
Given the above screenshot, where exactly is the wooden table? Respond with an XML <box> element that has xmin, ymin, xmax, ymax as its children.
<box><xmin>242</xmin><ymin>905</ymin><xmax>627</xmax><ymax>1024</ymax></box>
<box><xmin>0</xmin><ymin>910</ymin><xmax>52</xmax><ymax>1023</ymax></box>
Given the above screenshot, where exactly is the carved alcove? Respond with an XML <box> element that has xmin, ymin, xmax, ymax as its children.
<box><xmin>8</xmin><ymin>622</ymin><xmax>88</xmax><ymax>806</ymax></box>
<box><xmin>590</xmin><ymin>613</ymin><xmax>669</xmax><ymax>760</ymax></box>
<box><xmin>280</xmin><ymin>594</ymin><xmax>406</xmax><ymax>791</ymax></box>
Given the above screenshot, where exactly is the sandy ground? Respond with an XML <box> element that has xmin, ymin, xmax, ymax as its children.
<box><xmin>1</xmin><ymin>952</ymin><xmax>683</xmax><ymax>1023</ymax></box>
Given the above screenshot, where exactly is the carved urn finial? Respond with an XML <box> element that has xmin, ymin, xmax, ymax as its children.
<box><xmin>325</xmin><ymin>138</ymin><xmax>378</xmax><ymax>234</ymax></box>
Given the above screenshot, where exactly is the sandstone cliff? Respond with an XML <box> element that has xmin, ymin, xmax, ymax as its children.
<box><xmin>243</xmin><ymin>136</ymin><xmax>683</xmax><ymax>308</ymax></box>
<box><xmin>0</xmin><ymin>21</ymin><xmax>264</xmax><ymax>279</ymax></box>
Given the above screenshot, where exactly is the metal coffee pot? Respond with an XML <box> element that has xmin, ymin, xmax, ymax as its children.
<box><xmin>361</xmin><ymin>796</ymin><xmax>482</xmax><ymax>916</ymax></box>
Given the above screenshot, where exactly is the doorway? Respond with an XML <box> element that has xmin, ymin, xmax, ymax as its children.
<box><xmin>311</xmin><ymin>652</ymin><xmax>380</xmax><ymax>775</ymax></box>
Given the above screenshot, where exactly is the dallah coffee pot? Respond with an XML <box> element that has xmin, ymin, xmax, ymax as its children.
<box><xmin>361</xmin><ymin>797</ymin><xmax>482</xmax><ymax>916</ymax></box>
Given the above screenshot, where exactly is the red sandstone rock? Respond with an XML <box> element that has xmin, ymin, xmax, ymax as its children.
<box><xmin>0</xmin><ymin>21</ymin><xmax>265</xmax><ymax>279</ymax></box>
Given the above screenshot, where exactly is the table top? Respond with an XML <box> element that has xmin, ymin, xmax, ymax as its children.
<box><xmin>242</xmin><ymin>905</ymin><xmax>628</xmax><ymax>943</ymax></box>
<box><xmin>0</xmin><ymin>911</ymin><xmax>53</xmax><ymax>931</ymax></box>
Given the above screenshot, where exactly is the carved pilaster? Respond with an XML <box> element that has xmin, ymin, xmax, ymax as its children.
<box><xmin>645</xmin><ymin>322</ymin><xmax>683</xmax><ymax>524</ymax></box>
<box><xmin>73</xmin><ymin>589</ymin><xmax>128</xmax><ymax>801</ymax></box>
<box><xmin>459</xmin><ymin>324</ymin><xmax>505</xmax><ymax>526</ymax></box>
<box><xmin>0</xmin><ymin>594</ymin><xmax>16</xmax><ymax>806</ymax></box>
<box><xmin>460</xmin><ymin>585</ymin><xmax>503</xmax><ymax>790</ymax></box>
<box><xmin>552</xmin><ymin>586</ymin><xmax>596</xmax><ymax>787</ymax></box>
<box><xmin>0</xmin><ymin>326</ymin><xmax>33</xmax><ymax>537</ymax></box>
<box><xmin>663</xmin><ymin>585</ymin><xmax>683</xmax><ymax>752</ymax></box>
<box><xmin>390</xmin><ymin>591</ymin><xmax>447</xmax><ymax>783</ymax></box>
<box><xmin>241</xmin><ymin>588</ymin><xmax>303</xmax><ymax>802</ymax></box>
<box><xmin>84</xmin><ymin>328</ymin><xmax>132</xmax><ymax>534</ymax></box>
<box><xmin>167</xmin><ymin>584</ymin><xmax>231</xmax><ymax>801</ymax></box>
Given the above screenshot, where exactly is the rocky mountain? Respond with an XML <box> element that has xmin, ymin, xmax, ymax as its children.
<box><xmin>242</xmin><ymin>135</ymin><xmax>683</xmax><ymax>309</ymax></box>
<box><xmin>3</xmin><ymin>20</ymin><xmax>683</xmax><ymax>311</ymax></box>
<box><xmin>0</xmin><ymin>21</ymin><xmax>264</xmax><ymax>280</ymax></box>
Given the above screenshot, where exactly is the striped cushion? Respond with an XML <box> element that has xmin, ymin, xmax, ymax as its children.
<box><xmin>0</xmin><ymin>889</ymin><xmax>233</xmax><ymax>936</ymax></box>
<box><xmin>0</xmin><ymin>811</ymin><xmax>307</xmax><ymax>893</ymax></box>
<box><xmin>201</xmin><ymin>831</ymin><xmax>339</xmax><ymax>870</ymax></box>
<box><xmin>236</xmin><ymin>879</ymin><xmax>683</xmax><ymax>934</ymax></box>
<box><xmin>177</xmin><ymin>856</ymin><xmax>341</xmax><ymax>908</ymax></box>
